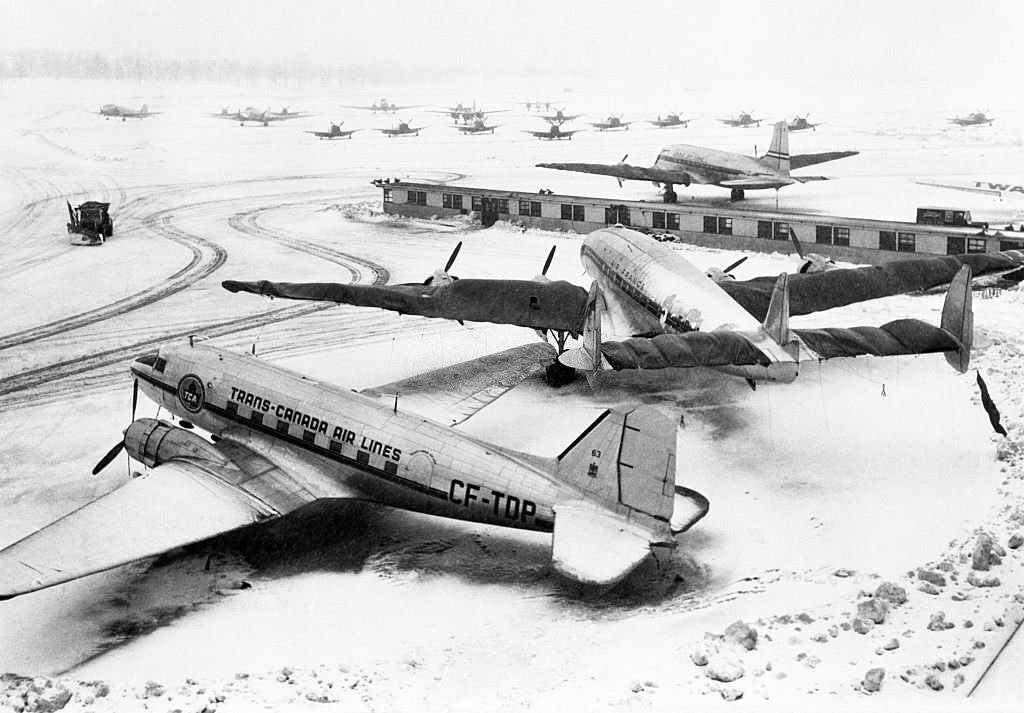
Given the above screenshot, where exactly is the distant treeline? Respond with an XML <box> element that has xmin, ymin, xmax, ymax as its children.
<box><xmin>0</xmin><ymin>49</ymin><xmax>564</xmax><ymax>84</ymax></box>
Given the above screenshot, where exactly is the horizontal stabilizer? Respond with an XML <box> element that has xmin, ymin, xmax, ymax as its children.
<box><xmin>789</xmin><ymin>150</ymin><xmax>859</xmax><ymax>170</ymax></box>
<box><xmin>793</xmin><ymin>319</ymin><xmax>962</xmax><ymax>361</ymax></box>
<box><xmin>551</xmin><ymin>502</ymin><xmax>654</xmax><ymax>586</ymax></box>
<box><xmin>361</xmin><ymin>342</ymin><xmax>557</xmax><ymax>425</ymax></box>
<box><xmin>600</xmin><ymin>331</ymin><xmax>771</xmax><ymax>371</ymax></box>
<box><xmin>0</xmin><ymin>463</ymin><xmax>277</xmax><ymax>600</ymax></box>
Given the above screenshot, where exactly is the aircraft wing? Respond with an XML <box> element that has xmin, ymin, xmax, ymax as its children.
<box><xmin>789</xmin><ymin>150</ymin><xmax>859</xmax><ymax>170</ymax></box>
<box><xmin>360</xmin><ymin>343</ymin><xmax>557</xmax><ymax>425</ymax></box>
<box><xmin>0</xmin><ymin>461</ymin><xmax>278</xmax><ymax>600</ymax></box>
<box><xmin>551</xmin><ymin>502</ymin><xmax>654</xmax><ymax>586</ymax></box>
<box><xmin>536</xmin><ymin>162</ymin><xmax>692</xmax><ymax>185</ymax></box>
<box><xmin>222</xmin><ymin>278</ymin><xmax>590</xmax><ymax>332</ymax></box>
<box><xmin>719</xmin><ymin>252</ymin><xmax>1024</xmax><ymax>320</ymax></box>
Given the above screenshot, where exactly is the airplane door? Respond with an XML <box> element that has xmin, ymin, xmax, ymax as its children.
<box><xmin>481</xmin><ymin>197</ymin><xmax>499</xmax><ymax>227</ymax></box>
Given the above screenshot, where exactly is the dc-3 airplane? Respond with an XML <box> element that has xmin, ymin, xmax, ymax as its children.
<box><xmin>719</xmin><ymin>111</ymin><xmax>762</xmax><ymax>128</ymax></box>
<box><xmin>221</xmin><ymin>226</ymin><xmax>1024</xmax><ymax>390</ymax></box>
<box><xmin>379</xmin><ymin>119</ymin><xmax>425</xmax><ymax>137</ymax></box>
<box><xmin>0</xmin><ymin>337</ymin><xmax>709</xmax><ymax>598</ymax></box>
<box><xmin>949</xmin><ymin>111</ymin><xmax>994</xmax><ymax>127</ymax></box>
<box><xmin>587</xmin><ymin>115</ymin><xmax>632</xmax><ymax>131</ymax></box>
<box><xmin>648</xmin><ymin>113</ymin><xmax>691</xmax><ymax>128</ymax></box>
<box><xmin>453</xmin><ymin>118</ymin><xmax>501</xmax><ymax>135</ymax></box>
<box><xmin>537</xmin><ymin>121</ymin><xmax>858</xmax><ymax>202</ymax></box>
<box><xmin>306</xmin><ymin>122</ymin><xmax>359</xmax><ymax>140</ymax></box>
<box><xmin>211</xmin><ymin>107</ymin><xmax>312</xmax><ymax>126</ymax></box>
<box><xmin>345</xmin><ymin>98</ymin><xmax>427</xmax><ymax>114</ymax></box>
<box><xmin>786</xmin><ymin>114</ymin><xmax>820</xmax><ymax>132</ymax></box>
<box><xmin>526</xmin><ymin>124</ymin><xmax>581</xmax><ymax>140</ymax></box>
<box><xmin>99</xmin><ymin>104</ymin><xmax>161</xmax><ymax>121</ymax></box>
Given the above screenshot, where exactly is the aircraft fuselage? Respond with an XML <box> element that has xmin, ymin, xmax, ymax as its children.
<box><xmin>653</xmin><ymin>145</ymin><xmax>791</xmax><ymax>190</ymax></box>
<box><xmin>132</xmin><ymin>345</ymin><xmax>566</xmax><ymax>532</ymax></box>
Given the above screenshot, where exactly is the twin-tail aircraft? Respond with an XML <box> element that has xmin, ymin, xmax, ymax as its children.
<box><xmin>0</xmin><ymin>337</ymin><xmax>710</xmax><ymax>599</ymax></box>
<box><xmin>211</xmin><ymin>106</ymin><xmax>312</xmax><ymax>126</ymax></box>
<box><xmin>99</xmin><ymin>104</ymin><xmax>161</xmax><ymax>120</ymax></box>
<box><xmin>537</xmin><ymin>121</ymin><xmax>858</xmax><ymax>202</ymax></box>
<box><xmin>222</xmin><ymin>227</ymin><xmax>1024</xmax><ymax>388</ymax></box>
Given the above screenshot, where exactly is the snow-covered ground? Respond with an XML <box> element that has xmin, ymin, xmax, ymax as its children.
<box><xmin>1</xmin><ymin>77</ymin><xmax>1023</xmax><ymax>712</ymax></box>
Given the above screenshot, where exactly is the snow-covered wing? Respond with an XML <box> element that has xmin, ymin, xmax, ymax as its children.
<box><xmin>361</xmin><ymin>342</ymin><xmax>557</xmax><ymax>425</ymax></box>
<box><xmin>0</xmin><ymin>462</ymin><xmax>277</xmax><ymax>600</ymax></box>
<box><xmin>551</xmin><ymin>503</ymin><xmax>652</xmax><ymax>586</ymax></box>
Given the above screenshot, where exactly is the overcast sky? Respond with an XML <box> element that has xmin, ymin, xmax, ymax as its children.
<box><xmin>2</xmin><ymin>0</ymin><xmax>1022</xmax><ymax>87</ymax></box>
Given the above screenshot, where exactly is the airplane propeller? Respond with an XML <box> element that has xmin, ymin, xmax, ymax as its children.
<box><xmin>541</xmin><ymin>245</ymin><xmax>556</xmax><ymax>276</ymax></box>
<box><xmin>91</xmin><ymin>379</ymin><xmax>139</xmax><ymax>476</ymax></box>
<box><xmin>705</xmin><ymin>255</ymin><xmax>748</xmax><ymax>282</ymax></box>
<box><xmin>424</xmin><ymin>241</ymin><xmax>463</xmax><ymax>285</ymax></box>
<box><xmin>616</xmin><ymin>154</ymin><xmax>628</xmax><ymax>188</ymax></box>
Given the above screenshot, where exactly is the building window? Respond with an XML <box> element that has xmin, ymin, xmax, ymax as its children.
<box><xmin>967</xmin><ymin>237</ymin><xmax>987</xmax><ymax>253</ymax></box>
<box><xmin>898</xmin><ymin>232</ymin><xmax>916</xmax><ymax>252</ymax></box>
<box><xmin>668</xmin><ymin>213</ymin><xmax>681</xmax><ymax>230</ymax></box>
<box><xmin>654</xmin><ymin>212</ymin><xmax>667</xmax><ymax>229</ymax></box>
<box><xmin>471</xmin><ymin>195</ymin><xmax>483</xmax><ymax>212</ymax></box>
<box><xmin>573</xmin><ymin>205</ymin><xmax>585</xmax><ymax>221</ymax></box>
<box><xmin>879</xmin><ymin>230</ymin><xmax>897</xmax><ymax>251</ymax></box>
<box><xmin>561</xmin><ymin>204</ymin><xmax>573</xmax><ymax>220</ymax></box>
<box><xmin>703</xmin><ymin>216</ymin><xmax>717</xmax><ymax>233</ymax></box>
<box><xmin>946</xmin><ymin>236</ymin><xmax>965</xmax><ymax>255</ymax></box>
<box><xmin>529</xmin><ymin>201</ymin><xmax>542</xmax><ymax>217</ymax></box>
<box><xmin>518</xmin><ymin>199</ymin><xmax>531</xmax><ymax>215</ymax></box>
<box><xmin>773</xmin><ymin>222</ymin><xmax>790</xmax><ymax>241</ymax></box>
<box><xmin>833</xmin><ymin>227</ymin><xmax>850</xmax><ymax>247</ymax></box>
<box><xmin>442</xmin><ymin>193</ymin><xmax>463</xmax><ymax>210</ymax></box>
<box><xmin>496</xmin><ymin>198</ymin><xmax>509</xmax><ymax>214</ymax></box>
<box><xmin>383</xmin><ymin>188</ymin><xmax>393</xmax><ymax>203</ymax></box>
<box><xmin>757</xmin><ymin>221</ymin><xmax>773</xmax><ymax>239</ymax></box>
<box><xmin>1000</xmin><ymin>239</ymin><xmax>1024</xmax><ymax>251</ymax></box>
<box><xmin>816</xmin><ymin>225</ymin><xmax>832</xmax><ymax>244</ymax></box>
<box><xmin>717</xmin><ymin>217</ymin><xmax>731</xmax><ymax>235</ymax></box>
<box><xmin>605</xmin><ymin>205</ymin><xmax>628</xmax><ymax>225</ymax></box>
<box><xmin>406</xmin><ymin>190</ymin><xmax>426</xmax><ymax>206</ymax></box>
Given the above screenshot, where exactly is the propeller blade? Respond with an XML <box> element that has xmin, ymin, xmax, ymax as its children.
<box><xmin>541</xmin><ymin>245</ymin><xmax>556</xmax><ymax>276</ymax></box>
<box><xmin>131</xmin><ymin>379</ymin><xmax>139</xmax><ymax>421</ymax></box>
<box><xmin>788</xmin><ymin>227</ymin><xmax>806</xmax><ymax>258</ymax></box>
<box><xmin>92</xmin><ymin>441</ymin><xmax>125</xmax><ymax>476</ymax></box>
<box><xmin>444</xmin><ymin>241</ymin><xmax>463</xmax><ymax>273</ymax></box>
<box><xmin>722</xmin><ymin>256</ymin><xmax>748</xmax><ymax>274</ymax></box>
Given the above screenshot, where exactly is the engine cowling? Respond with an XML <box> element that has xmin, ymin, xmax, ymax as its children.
<box><xmin>123</xmin><ymin>418</ymin><xmax>228</xmax><ymax>470</ymax></box>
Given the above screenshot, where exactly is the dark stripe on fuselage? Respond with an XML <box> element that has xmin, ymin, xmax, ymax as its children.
<box><xmin>135</xmin><ymin>369</ymin><xmax>555</xmax><ymax>532</ymax></box>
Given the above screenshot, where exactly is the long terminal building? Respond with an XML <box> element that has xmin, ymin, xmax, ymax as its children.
<box><xmin>378</xmin><ymin>180</ymin><xmax>1024</xmax><ymax>266</ymax></box>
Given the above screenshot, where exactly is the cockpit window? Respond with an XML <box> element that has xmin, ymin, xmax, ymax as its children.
<box><xmin>154</xmin><ymin>357</ymin><xmax>167</xmax><ymax>373</ymax></box>
<box><xmin>135</xmin><ymin>352</ymin><xmax>167</xmax><ymax>373</ymax></box>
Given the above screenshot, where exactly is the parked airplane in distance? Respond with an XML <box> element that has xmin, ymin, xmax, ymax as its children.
<box><xmin>432</xmin><ymin>102</ymin><xmax>509</xmax><ymax>124</ymax></box>
<box><xmin>211</xmin><ymin>106</ymin><xmax>312</xmax><ymax>126</ymax></box>
<box><xmin>518</xmin><ymin>100</ymin><xmax>557</xmax><ymax>112</ymax></box>
<box><xmin>648</xmin><ymin>113</ymin><xmax>691</xmax><ymax>128</ymax></box>
<box><xmin>537</xmin><ymin>121</ymin><xmax>858</xmax><ymax>201</ymax></box>
<box><xmin>949</xmin><ymin>111</ymin><xmax>994</xmax><ymax>127</ymax></box>
<box><xmin>453</xmin><ymin>118</ymin><xmax>501</xmax><ymax>135</ymax></box>
<box><xmin>379</xmin><ymin>119</ymin><xmax>424</xmax><ymax>137</ymax></box>
<box><xmin>345</xmin><ymin>98</ymin><xmax>427</xmax><ymax>114</ymax></box>
<box><xmin>587</xmin><ymin>115</ymin><xmax>631</xmax><ymax>131</ymax></box>
<box><xmin>99</xmin><ymin>104</ymin><xmax>161</xmax><ymax>120</ymax></box>
<box><xmin>719</xmin><ymin>111</ymin><xmax>761</xmax><ymax>127</ymax></box>
<box><xmin>540</xmin><ymin>109</ymin><xmax>583</xmax><ymax>126</ymax></box>
<box><xmin>306</xmin><ymin>122</ymin><xmax>359</xmax><ymax>140</ymax></box>
<box><xmin>786</xmin><ymin>114</ymin><xmax>820</xmax><ymax>132</ymax></box>
<box><xmin>526</xmin><ymin>124</ymin><xmax>581</xmax><ymax>140</ymax></box>
<box><xmin>0</xmin><ymin>339</ymin><xmax>710</xmax><ymax>597</ymax></box>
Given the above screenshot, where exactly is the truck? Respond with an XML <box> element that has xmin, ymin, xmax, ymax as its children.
<box><xmin>67</xmin><ymin>201</ymin><xmax>114</xmax><ymax>245</ymax></box>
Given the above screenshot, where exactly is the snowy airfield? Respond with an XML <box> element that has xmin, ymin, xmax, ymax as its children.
<box><xmin>1</xmin><ymin>77</ymin><xmax>1024</xmax><ymax>710</ymax></box>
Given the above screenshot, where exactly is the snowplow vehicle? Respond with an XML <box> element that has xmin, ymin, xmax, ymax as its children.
<box><xmin>67</xmin><ymin>201</ymin><xmax>113</xmax><ymax>245</ymax></box>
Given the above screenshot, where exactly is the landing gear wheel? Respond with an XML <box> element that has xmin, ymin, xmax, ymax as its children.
<box><xmin>730</xmin><ymin>188</ymin><xmax>745</xmax><ymax>202</ymax></box>
<box><xmin>663</xmin><ymin>189</ymin><xmax>678</xmax><ymax>203</ymax></box>
<box><xmin>545</xmin><ymin>361</ymin><xmax>577</xmax><ymax>387</ymax></box>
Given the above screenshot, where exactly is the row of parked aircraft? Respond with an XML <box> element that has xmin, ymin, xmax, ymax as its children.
<box><xmin>7</xmin><ymin>217</ymin><xmax>1021</xmax><ymax>599</ymax></box>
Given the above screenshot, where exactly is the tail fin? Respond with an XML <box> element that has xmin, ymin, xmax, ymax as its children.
<box><xmin>941</xmin><ymin>265</ymin><xmax>973</xmax><ymax>372</ymax></box>
<box><xmin>557</xmin><ymin>281</ymin><xmax>604</xmax><ymax>372</ymax></box>
<box><xmin>762</xmin><ymin>273</ymin><xmax>791</xmax><ymax>345</ymax></box>
<box><xmin>555</xmin><ymin>405</ymin><xmax>677</xmax><ymax>527</ymax></box>
<box><xmin>761</xmin><ymin>121</ymin><xmax>791</xmax><ymax>174</ymax></box>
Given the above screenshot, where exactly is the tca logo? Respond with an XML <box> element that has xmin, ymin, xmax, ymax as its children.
<box><xmin>177</xmin><ymin>374</ymin><xmax>205</xmax><ymax>413</ymax></box>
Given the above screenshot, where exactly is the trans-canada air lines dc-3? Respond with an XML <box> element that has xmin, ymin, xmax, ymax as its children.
<box><xmin>0</xmin><ymin>342</ymin><xmax>710</xmax><ymax>599</ymax></box>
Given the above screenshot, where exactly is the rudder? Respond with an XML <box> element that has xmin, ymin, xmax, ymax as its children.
<box><xmin>762</xmin><ymin>121</ymin><xmax>791</xmax><ymax>174</ymax></box>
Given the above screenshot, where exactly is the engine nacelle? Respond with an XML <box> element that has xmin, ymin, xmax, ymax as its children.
<box><xmin>123</xmin><ymin>418</ymin><xmax>229</xmax><ymax>469</ymax></box>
